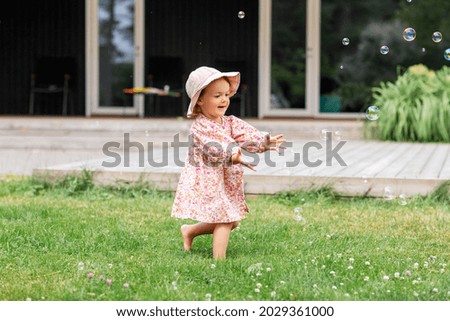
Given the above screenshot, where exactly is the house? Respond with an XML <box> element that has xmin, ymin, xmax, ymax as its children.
<box><xmin>3</xmin><ymin>0</ymin><xmax>444</xmax><ymax>119</ymax></box>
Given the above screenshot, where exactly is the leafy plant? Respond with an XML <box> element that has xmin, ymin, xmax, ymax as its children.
<box><xmin>370</xmin><ymin>64</ymin><xmax>450</xmax><ymax>142</ymax></box>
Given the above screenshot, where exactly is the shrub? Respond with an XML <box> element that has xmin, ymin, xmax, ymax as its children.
<box><xmin>370</xmin><ymin>64</ymin><xmax>450</xmax><ymax>142</ymax></box>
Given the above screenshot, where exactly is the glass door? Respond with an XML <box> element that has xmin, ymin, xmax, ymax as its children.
<box><xmin>87</xmin><ymin>0</ymin><xmax>144</xmax><ymax>116</ymax></box>
<box><xmin>259</xmin><ymin>0</ymin><xmax>320</xmax><ymax>118</ymax></box>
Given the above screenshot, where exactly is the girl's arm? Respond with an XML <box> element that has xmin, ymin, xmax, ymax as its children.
<box><xmin>230</xmin><ymin>116</ymin><xmax>286</xmax><ymax>153</ymax></box>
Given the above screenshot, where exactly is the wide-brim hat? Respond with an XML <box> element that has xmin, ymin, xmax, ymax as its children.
<box><xmin>185</xmin><ymin>66</ymin><xmax>240</xmax><ymax>118</ymax></box>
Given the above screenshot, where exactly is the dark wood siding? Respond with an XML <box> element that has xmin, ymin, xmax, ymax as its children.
<box><xmin>0</xmin><ymin>0</ymin><xmax>85</xmax><ymax>115</ymax></box>
<box><xmin>145</xmin><ymin>0</ymin><xmax>259</xmax><ymax>117</ymax></box>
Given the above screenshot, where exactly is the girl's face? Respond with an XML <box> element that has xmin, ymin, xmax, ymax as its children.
<box><xmin>197</xmin><ymin>78</ymin><xmax>231</xmax><ymax>123</ymax></box>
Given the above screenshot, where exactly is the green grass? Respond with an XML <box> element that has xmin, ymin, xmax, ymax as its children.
<box><xmin>0</xmin><ymin>175</ymin><xmax>448</xmax><ymax>301</ymax></box>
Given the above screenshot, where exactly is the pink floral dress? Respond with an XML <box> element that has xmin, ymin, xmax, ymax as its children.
<box><xmin>171</xmin><ymin>114</ymin><xmax>268</xmax><ymax>223</ymax></box>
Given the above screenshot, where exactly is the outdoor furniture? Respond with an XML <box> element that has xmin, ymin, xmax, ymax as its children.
<box><xmin>29</xmin><ymin>56</ymin><xmax>76</xmax><ymax>115</ymax></box>
<box><xmin>146</xmin><ymin>56</ymin><xmax>186</xmax><ymax>116</ymax></box>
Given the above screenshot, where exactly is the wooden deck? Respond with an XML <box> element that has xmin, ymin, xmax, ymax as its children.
<box><xmin>33</xmin><ymin>139</ymin><xmax>450</xmax><ymax>198</ymax></box>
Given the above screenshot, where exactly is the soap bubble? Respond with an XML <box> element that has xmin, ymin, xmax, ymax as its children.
<box><xmin>444</xmin><ymin>49</ymin><xmax>450</xmax><ymax>61</ymax></box>
<box><xmin>320</xmin><ymin>129</ymin><xmax>328</xmax><ymax>140</ymax></box>
<box><xmin>403</xmin><ymin>28</ymin><xmax>416</xmax><ymax>41</ymax></box>
<box><xmin>342</xmin><ymin>38</ymin><xmax>350</xmax><ymax>46</ymax></box>
<box><xmin>334</xmin><ymin>131</ymin><xmax>341</xmax><ymax>141</ymax></box>
<box><xmin>238</xmin><ymin>11</ymin><xmax>245</xmax><ymax>19</ymax></box>
<box><xmin>406</xmin><ymin>0</ymin><xmax>412</xmax><ymax>3</ymax></box>
<box><xmin>380</xmin><ymin>45</ymin><xmax>389</xmax><ymax>55</ymax></box>
<box><xmin>383</xmin><ymin>187</ymin><xmax>395</xmax><ymax>201</ymax></box>
<box><xmin>398</xmin><ymin>194</ymin><xmax>408</xmax><ymax>206</ymax></box>
<box><xmin>366</xmin><ymin>106</ymin><xmax>380</xmax><ymax>121</ymax></box>
<box><xmin>432</xmin><ymin>32</ymin><xmax>442</xmax><ymax>43</ymax></box>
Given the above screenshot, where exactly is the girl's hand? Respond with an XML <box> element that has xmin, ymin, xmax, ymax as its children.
<box><xmin>232</xmin><ymin>148</ymin><xmax>257</xmax><ymax>171</ymax></box>
<box><xmin>261</xmin><ymin>133</ymin><xmax>287</xmax><ymax>154</ymax></box>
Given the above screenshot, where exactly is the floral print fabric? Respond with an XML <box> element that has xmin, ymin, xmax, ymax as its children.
<box><xmin>171</xmin><ymin>114</ymin><xmax>267</xmax><ymax>223</ymax></box>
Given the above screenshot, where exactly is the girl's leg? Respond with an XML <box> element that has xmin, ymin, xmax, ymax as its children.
<box><xmin>212</xmin><ymin>223</ymin><xmax>234</xmax><ymax>260</ymax></box>
<box><xmin>181</xmin><ymin>223</ymin><xmax>215</xmax><ymax>251</ymax></box>
<box><xmin>181</xmin><ymin>221</ymin><xmax>239</xmax><ymax>252</ymax></box>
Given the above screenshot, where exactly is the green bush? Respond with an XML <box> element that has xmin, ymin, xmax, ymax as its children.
<box><xmin>370</xmin><ymin>64</ymin><xmax>450</xmax><ymax>142</ymax></box>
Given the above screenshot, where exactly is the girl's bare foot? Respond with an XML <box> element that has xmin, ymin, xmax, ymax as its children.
<box><xmin>180</xmin><ymin>225</ymin><xmax>193</xmax><ymax>251</ymax></box>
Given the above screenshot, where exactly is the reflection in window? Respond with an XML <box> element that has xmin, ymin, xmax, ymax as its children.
<box><xmin>321</xmin><ymin>0</ymin><xmax>450</xmax><ymax>113</ymax></box>
<box><xmin>271</xmin><ymin>0</ymin><xmax>306</xmax><ymax>109</ymax></box>
<box><xmin>99</xmin><ymin>0</ymin><xmax>134</xmax><ymax>107</ymax></box>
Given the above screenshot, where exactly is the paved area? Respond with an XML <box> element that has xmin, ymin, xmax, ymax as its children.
<box><xmin>2</xmin><ymin>116</ymin><xmax>449</xmax><ymax>198</ymax></box>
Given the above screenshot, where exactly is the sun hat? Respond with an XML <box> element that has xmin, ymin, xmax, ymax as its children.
<box><xmin>185</xmin><ymin>66</ymin><xmax>240</xmax><ymax>117</ymax></box>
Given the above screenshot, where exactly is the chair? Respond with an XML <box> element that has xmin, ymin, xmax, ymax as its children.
<box><xmin>214</xmin><ymin>59</ymin><xmax>250</xmax><ymax>117</ymax></box>
<box><xmin>146</xmin><ymin>56</ymin><xmax>186</xmax><ymax>116</ymax></box>
<box><xmin>29</xmin><ymin>56</ymin><xmax>76</xmax><ymax>115</ymax></box>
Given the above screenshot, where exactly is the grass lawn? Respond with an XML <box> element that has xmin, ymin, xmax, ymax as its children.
<box><xmin>0</xmin><ymin>174</ymin><xmax>448</xmax><ymax>301</ymax></box>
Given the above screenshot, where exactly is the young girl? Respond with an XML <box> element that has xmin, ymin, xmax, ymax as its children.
<box><xmin>171</xmin><ymin>66</ymin><xmax>285</xmax><ymax>260</ymax></box>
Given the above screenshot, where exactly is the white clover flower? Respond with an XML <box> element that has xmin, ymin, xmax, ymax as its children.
<box><xmin>330</xmin><ymin>271</ymin><xmax>336</xmax><ymax>276</ymax></box>
<box><xmin>313</xmin><ymin>284</ymin><xmax>318</xmax><ymax>288</ymax></box>
<box><xmin>432</xmin><ymin>288</ymin><xmax>438</xmax><ymax>293</ymax></box>
<box><xmin>270</xmin><ymin>291</ymin><xmax>276</xmax><ymax>298</ymax></box>
<box><xmin>364</xmin><ymin>276</ymin><xmax>369</xmax><ymax>282</ymax></box>
<box><xmin>311</xmin><ymin>259</ymin><xmax>316</xmax><ymax>264</ymax></box>
<box><xmin>340</xmin><ymin>283</ymin><xmax>344</xmax><ymax>286</ymax></box>
<box><xmin>386</xmin><ymin>290</ymin><xmax>391</xmax><ymax>294</ymax></box>
<box><xmin>344</xmin><ymin>293</ymin><xmax>350</xmax><ymax>297</ymax></box>
<box><xmin>413</xmin><ymin>263</ymin><xmax>419</xmax><ymax>269</ymax></box>
<box><xmin>429</xmin><ymin>255</ymin><xmax>437</xmax><ymax>261</ymax></box>
<box><xmin>394</xmin><ymin>272</ymin><xmax>400</xmax><ymax>278</ymax></box>
<box><xmin>266</xmin><ymin>267</ymin><xmax>271</xmax><ymax>272</ymax></box>
<box><xmin>412</xmin><ymin>280</ymin><xmax>418</xmax><ymax>285</ymax></box>
<box><xmin>349</xmin><ymin>258</ymin><xmax>355</xmax><ymax>263</ymax></box>
<box><xmin>256</xmin><ymin>272</ymin><xmax>262</xmax><ymax>277</ymax></box>
<box><xmin>383</xmin><ymin>275</ymin><xmax>389</xmax><ymax>282</ymax></box>
<box><xmin>205</xmin><ymin>293</ymin><xmax>212</xmax><ymax>300</ymax></box>
<box><xmin>332</xmin><ymin>286</ymin><xmax>337</xmax><ymax>290</ymax></box>
<box><xmin>326</xmin><ymin>234</ymin><xmax>331</xmax><ymax>239</ymax></box>
<box><xmin>413</xmin><ymin>291</ymin><xmax>419</xmax><ymax>297</ymax></box>
<box><xmin>423</xmin><ymin>261</ymin><xmax>429</xmax><ymax>268</ymax></box>
<box><xmin>210</xmin><ymin>264</ymin><xmax>216</xmax><ymax>269</ymax></box>
<box><xmin>280</xmin><ymin>280</ymin><xmax>285</xmax><ymax>285</ymax></box>
<box><xmin>365</xmin><ymin>261</ymin><xmax>370</xmax><ymax>266</ymax></box>
<box><xmin>254</xmin><ymin>288</ymin><xmax>260</xmax><ymax>293</ymax></box>
<box><xmin>440</xmin><ymin>269</ymin><xmax>445</xmax><ymax>273</ymax></box>
<box><xmin>347</xmin><ymin>266</ymin><xmax>353</xmax><ymax>270</ymax></box>
<box><xmin>321</xmin><ymin>265</ymin><xmax>326</xmax><ymax>269</ymax></box>
<box><xmin>256</xmin><ymin>283</ymin><xmax>262</xmax><ymax>288</ymax></box>
<box><xmin>405</xmin><ymin>270</ymin><xmax>411</xmax><ymax>277</ymax></box>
